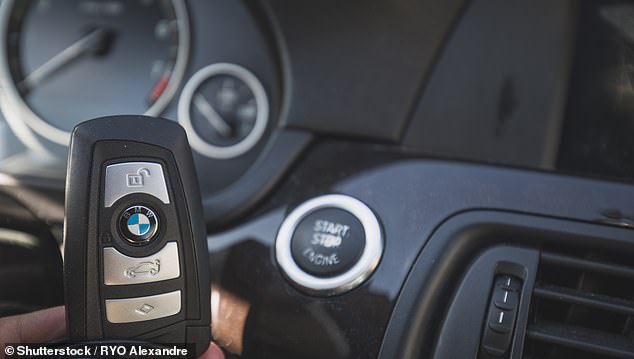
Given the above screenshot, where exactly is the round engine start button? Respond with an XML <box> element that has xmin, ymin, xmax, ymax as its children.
<box><xmin>291</xmin><ymin>208</ymin><xmax>365</xmax><ymax>277</ymax></box>
<box><xmin>118</xmin><ymin>205</ymin><xmax>159</xmax><ymax>245</ymax></box>
<box><xmin>276</xmin><ymin>194</ymin><xmax>383</xmax><ymax>295</ymax></box>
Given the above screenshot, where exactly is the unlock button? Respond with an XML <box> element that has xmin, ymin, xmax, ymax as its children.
<box><xmin>104</xmin><ymin>162</ymin><xmax>170</xmax><ymax>207</ymax></box>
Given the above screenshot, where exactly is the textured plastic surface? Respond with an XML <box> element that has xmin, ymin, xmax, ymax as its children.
<box><xmin>64</xmin><ymin>116</ymin><xmax>210</xmax><ymax>355</ymax></box>
<box><xmin>262</xmin><ymin>0</ymin><xmax>467</xmax><ymax>141</ymax></box>
<box><xmin>404</xmin><ymin>0</ymin><xmax>575</xmax><ymax>168</ymax></box>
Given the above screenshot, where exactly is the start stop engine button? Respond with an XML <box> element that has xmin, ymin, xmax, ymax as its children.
<box><xmin>291</xmin><ymin>208</ymin><xmax>365</xmax><ymax>277</ymax></box>
<box><xmin>276</xmin><ymin>194</ymin><xmax>383</xmax><ymax>295</ymax></box>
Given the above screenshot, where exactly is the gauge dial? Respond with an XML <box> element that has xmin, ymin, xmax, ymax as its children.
<box><xmin>0</xmin><ymin>0</ymin><xmax>190</xmax><ymax>146</ymax></box>
<box><xmin>178</xmin><ymin>63</ymin><xmax>269</xmax><ymax>159</ymax></box>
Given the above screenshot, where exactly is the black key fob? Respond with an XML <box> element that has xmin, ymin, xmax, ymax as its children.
<box><xmin>64</xmin><ymin>115</ymin><xmax>211</xmax><ymax>355</ymax></box>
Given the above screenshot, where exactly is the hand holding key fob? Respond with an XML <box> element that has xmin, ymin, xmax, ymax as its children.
<box><xmin>64</xmin><ymin>115</ymin><xmax>211</xmax><ymax>355</ymax></box>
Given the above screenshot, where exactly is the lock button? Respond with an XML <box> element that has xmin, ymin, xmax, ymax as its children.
<box><xmin>104</xmin><ymin>162</ymin><xmax>170</xmax><ymax>207</ymax></box>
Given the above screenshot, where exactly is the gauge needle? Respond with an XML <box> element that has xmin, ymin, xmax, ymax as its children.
<box><xmin>193</xmin><ymin>94</ymin><xmax>232</xmax><ymax>137</ymax></box>
<box><xmin>20</xmin><ymin>28</ymin><xmax>110</xmax><ymax>91</ymax></box>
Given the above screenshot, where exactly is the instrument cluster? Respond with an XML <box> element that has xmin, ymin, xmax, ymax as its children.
<box><xmin>0</xmin><ymin>0</ymin><xmax>279</xmax><ymax>195</ymax></box>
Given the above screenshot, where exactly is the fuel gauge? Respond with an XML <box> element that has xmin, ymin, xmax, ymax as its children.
<box><xmin>178</xmin><ymin>63</ymin><xmax>268</xmax><ymax>159</ymax></box>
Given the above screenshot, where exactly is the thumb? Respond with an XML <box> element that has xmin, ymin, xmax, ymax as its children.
<box><xmin>0</xmin><ymin>306</ymin><xmax>66</xmax><ymax>345</ymax></box>
<box><xmin>198</xmin><ymin>341</ymin><xmax>225</xmax><ymax>359</ymax></box>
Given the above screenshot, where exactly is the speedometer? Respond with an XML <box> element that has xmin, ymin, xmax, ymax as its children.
<box><xmin>0</xmin><ymin>0</ymin><xmax>189</xmax><ymax>146</ymax></box>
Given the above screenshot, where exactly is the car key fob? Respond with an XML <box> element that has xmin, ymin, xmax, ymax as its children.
<box><xmin>64</xmin><ymin>115</ymin><xmax>211</xmax><ymax>355</ymax></box>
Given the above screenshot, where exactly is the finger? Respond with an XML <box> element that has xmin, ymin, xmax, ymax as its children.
<box><xmin>198</xmin><ymin>342</ymin><xmax>224</xmax><ymax>359</ymax></box>
<box><xmin>0</xmin><ymin>306</ymin><xmax>66</xmax><ymax>344</ymax></box>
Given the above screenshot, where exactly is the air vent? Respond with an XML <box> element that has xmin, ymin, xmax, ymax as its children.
<box><xmin>523</xmin><ymin>251</ymin><xmax>634</xmax><ymax>358</ymax></box>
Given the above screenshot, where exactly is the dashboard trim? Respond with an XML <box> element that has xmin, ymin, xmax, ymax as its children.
<box><xmin>378</xmin><ymin>210</ymin><xmax>634</xmax><ymax>359</ymax></box>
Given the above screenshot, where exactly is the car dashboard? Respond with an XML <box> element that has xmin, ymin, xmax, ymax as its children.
<box><xmin>1</xmin><ymin>1</ymin><xmax>634</xmax><ymax>358</ymax></box>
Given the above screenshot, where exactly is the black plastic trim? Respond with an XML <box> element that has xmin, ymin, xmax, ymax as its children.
<box><xmin>203</xmin><ymin>129</ymin><xmax>312</xmax><ymax>227</ymax></box>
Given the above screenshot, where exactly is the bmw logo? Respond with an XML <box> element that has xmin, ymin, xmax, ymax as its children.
<box><xmin>119</xmin><ymin>205</ymin><xmax>159</xmax><ymax>245</ymax></box>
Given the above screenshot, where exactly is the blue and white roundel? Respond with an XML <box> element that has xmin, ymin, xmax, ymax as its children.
<box><xmin>119</xmin><ymin>205</ymin><xmax>159</xmax><ymax>244</ymax></box>
<box><xmin>127</xmin><ymin>213</ymin><xmax>151</xmax><ymax>236</ymax></box>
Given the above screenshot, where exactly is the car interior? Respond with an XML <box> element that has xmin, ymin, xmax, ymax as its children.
<box><xmin>1</xmin><ymin>0</ymin><xmax>634</xmax><ymax>358</ymax></box>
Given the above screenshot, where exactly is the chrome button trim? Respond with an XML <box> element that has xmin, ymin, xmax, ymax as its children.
<box><xmin>178</xmin><ymin>63</ymin><xmax>269</xmax><ymax>159</ymax></box>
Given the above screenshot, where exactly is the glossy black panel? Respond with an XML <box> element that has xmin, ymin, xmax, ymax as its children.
<box><xmin>207</xmin><ymin>141</ymin><xmax>634</xmax><ymax>358</ymax></box>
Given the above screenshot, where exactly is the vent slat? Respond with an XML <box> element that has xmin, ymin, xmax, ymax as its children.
<box><xmin>526</xmin><ymin>322</ymin><xmax>634</xmax><ymax>359</ymax></box>
<box><xmin>525</xmin><ymin>251</ymin><xmax>634</xmax><ymax>358</ymax></box>
<box><xmin>533</xmin><ymin>284</ymin><xmax>634</xmax><ymax>316</ymax></box>
<box><xmin>541</xmin><ymin>252</ymin><xmax>634</xmax><ymax>280</ymax></box>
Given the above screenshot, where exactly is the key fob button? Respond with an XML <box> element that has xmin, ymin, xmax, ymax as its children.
<box><xmin>103</xmin><ymin>242</ymin><xmax>180</xmax><ymax>285</ymax></box>
<box><xmin>105</xmin><ymin>290</ymin><xmax>182</xmax><ymax>323</ymax></box>
<box><xmin>104</xmin><ymin>162</ymin><xmax>170</xmax><ymax>207</ymax></box>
